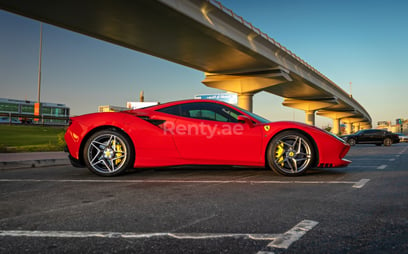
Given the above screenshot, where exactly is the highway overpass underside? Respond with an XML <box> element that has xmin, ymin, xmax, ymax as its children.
<box><xmin>0</xmin><ymin>0</ymin><xmax>372</xmax><ymax>132</ymax></box>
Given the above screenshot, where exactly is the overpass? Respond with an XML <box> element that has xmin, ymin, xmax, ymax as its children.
<box><xmin>0</xmin><ymin>0</ymin><xmax>372</xmax><ymax>133</ymax></box>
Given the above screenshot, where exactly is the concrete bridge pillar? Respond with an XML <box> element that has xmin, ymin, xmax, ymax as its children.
<box><xmin>237</xmin><ymin>93</ymin><xmax>254</xmax><ymax>112</ymax></box>
<box><xmin>346</xmin><ymin>122</ymin><xmax>353</xmax><ymax>134</ymax></box>
<box><xmin>282</xmin><ymin>98</ymin><xmax>338</xmax><ymax>126</ymax></box>
<box><xmin>332</xmin><ymin>118</ymin><xmax>340</xmax><ymax>135</ymax></box>
<box><xmin>317</xmin><ymin>111</ymin><xmax>357</xmax><ymax>135</ymax></box>
<box><xmin>305</xmin><ymin>110</ymin><xmax>316</xmax><ymax>126</ymax></box>
<box><xmin>353</xmin><ymin>122</ymin><xmax>361</xmax><ymax>132</ymax></box>
<box><xmin>202</xmin><ymin>69</ymin><xmax>292</xmax><ymax>112</ymax></box>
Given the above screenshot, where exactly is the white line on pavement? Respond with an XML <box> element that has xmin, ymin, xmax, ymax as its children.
<box><xmin>267</xmin><ymin>220</ymin><xmax>319</xmax><ymax>249</ymax></box>
<box><xmin>0</xmin><ymin>230</ymin><xmax>280</xmax><ymax>240</ymax></box>
<box><xmin>0</xmin><ymin>220</ymin><xmax>319</xmax><ymax>253</ymax></box>
<box><xmin>399</xmin><ymin>146</ymin><xmax>408</xmax><ymax>154</ymax></box>
<box><xmin>0</xmin><ymin>178</ymin><xmax>364</xmax><ymax>186</ymax></box>
<box><xmin>347</xmin><ymin>165</ymin><xmax>382</xmax><ymax>168</ymax></box>
<box><xmin>352</xmin><ymin>179</ymin><xmax>370</xmax><ymax>189</ymax></box>
<box><xmin>377</xmin><ymin>165</ymin><xmax>387</xmax><ymax>170</ymax></box>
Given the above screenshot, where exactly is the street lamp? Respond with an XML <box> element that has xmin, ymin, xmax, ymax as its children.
<box><xmin>35</xmin><ymin>23</ymin><xmax>43</xmax><ymax>121</ymax></box>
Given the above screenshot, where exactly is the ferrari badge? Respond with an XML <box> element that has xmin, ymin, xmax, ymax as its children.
<box><xmin>264</xmin><ymin>125</ymin><xmax>270</xmax><ymax>131</ymax></box>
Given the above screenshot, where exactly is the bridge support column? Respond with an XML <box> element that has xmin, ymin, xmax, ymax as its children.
<box><xmin>202</xmin><ymin>69</ymin><xmax>292</xmax><ymax>112</ymax></box>
<box><xmin>305</xmin><ymin>110</ymin><xmax>315</xmax><ymax>126</ymax></box>
<box><xmin>332</xmin><ymin>118</ymin><xmax>340</xmax><ymax>135</ymax></box>
<box><xmin>353</xmin><ymin>122</ymin><xmax>361</xmax><ymax>132</ymax></box>
<box><xmin>342</xmin><ymin>117</ymin><xmax>368</xmax><ymax>134</ymax></box>
<box><xmin>282</xmin><ymin>98</ymin><xmax>338</xmax><ymax>126</ymax></box>
<box><xmin>237</xmin><ymin>93</ymin><xmax>254</xmax><ymax>112</ymax></box>
<box><xmin>346</xmin><ymin>123</ymin><xmax>353</xmax><ymax>134</ymax></box>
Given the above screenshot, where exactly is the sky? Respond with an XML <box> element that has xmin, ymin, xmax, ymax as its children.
<box><xmin>0</xmin><ymin>0</ymin><xmax>407</xmax><ymax>128</ymax></box>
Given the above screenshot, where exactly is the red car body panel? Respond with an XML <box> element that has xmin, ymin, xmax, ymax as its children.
<box><xmin>65</xmin><ymin>99</ymin><xmax>350</xmax><ymax>169</ymax></box>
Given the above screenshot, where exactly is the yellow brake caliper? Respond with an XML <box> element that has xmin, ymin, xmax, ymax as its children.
<box><xmin>112</xmin><ymin>139</ymin><xmax>123</xmax><ymax>165</ymax></box>
<box><xmin>115</xmin><ymin>144</ymin><xmax>123</xmax><ymax>165</ymax></box>
<box><xmin>275</xmin><ymin>142</ymin><xmax>285</xmax><ymax>166</ymax></box>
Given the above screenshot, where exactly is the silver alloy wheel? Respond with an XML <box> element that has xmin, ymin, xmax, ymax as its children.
<box><xmin>384</xmin><ymin>138</ymin><xmax>392</xmax><ymax>146</ymax></box>
<box><xmin>86</xmin><ymin>133</ymin><xmax>128</xmax><ymax>174</ymax></box>
<box><xmin>348</xmin><ymin>138</ymin><xmax>356</xmax><ymax>146</ymax></box>
<box><xmin>271</xmin><ymin>134</ymin><xmax>312</xmax><ymax>175</ymax></box>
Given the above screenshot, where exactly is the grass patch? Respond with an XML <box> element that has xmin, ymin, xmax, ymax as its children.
<box><xmin>0</xmin><ymin>125</ymin><xmax>66</xmax><ymax>152</ymax></box>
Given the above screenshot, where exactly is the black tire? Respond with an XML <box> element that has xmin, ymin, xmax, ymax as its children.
<box><xmin>83</xmin><ymin>129</ymin><xmax>134</xmax><ymax>176</ymax></box>
<box><xmin>266</xmin><ymin>130</ymin><xmax>314</xmax><ymax>176</ymax></box>
<box><xmin>347</xmin><ymin>138</ymin><xmax>356</xmax><ymax>146</ymax></box>
<box><xmin>384</xmin><ymin>138</ymin><xmax>392</xmax><ymax>146</ymax></box>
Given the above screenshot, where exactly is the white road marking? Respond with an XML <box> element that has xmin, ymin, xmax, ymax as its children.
<box><xmin>351</xmin><ymin>159</ymin><xmax>392</xmax><ymax>161</ymax></box>
<box><xmin>347</xmin><ymin>165</ymin><xmax>381</xmax><ymax>168</ymax></box>
<box><xmin>0</xmin><ymin>220</ymin><xmax>319</xmax><ymax>253</ymax></box>
<box><xmin>352</xmin><ymin>179</ymin><xmax>370</xmax><ymax>189</ymax></box>
<box><xmin>267</xmin><ymin>220</ymin><xmax>319</xmax><ymax>249</ymax></box>
<box><xmin>377</xmin><ymin>165</ymin><xmax>387</xmax><ymax>170</ymax></box>
<box><xmin>0</xmin><ymin>230</ymin><xmax>278</xmax><ymax>240</ymax></box>
<box><xmin>0</xmin><ymin>178</ymin><xmax>365</xmax><ymax>187</ymax></box>
<box><xmin>399</xmin><ymin>146</ymin><xmax>408</xmax><ymax>154</ymax></box>
<box><xmin>389</xmin><ymin>158</ymin><xmax>395</xmax><ymax>161</ymax></box>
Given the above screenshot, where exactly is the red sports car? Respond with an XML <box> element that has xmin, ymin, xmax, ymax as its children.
<box><xmin>64</xmin><ymin>99</ymin><xmax>351</xmax><ymax>177</ymax></box>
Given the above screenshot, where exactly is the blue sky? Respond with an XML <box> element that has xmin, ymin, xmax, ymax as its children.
<box><xmin>1</xmin><ymin>0</ymin><xmax>407</xmax><ymax>128</ymax></box>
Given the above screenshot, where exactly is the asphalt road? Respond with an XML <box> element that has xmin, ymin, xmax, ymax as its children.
<box><xmin>1</xmin><ymin>143</ymin><xmax>408</xmax><ymax>254</ymax></box>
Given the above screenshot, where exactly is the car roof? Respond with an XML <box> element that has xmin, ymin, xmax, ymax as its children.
<box><xmin>142</xmin><ymin>99</ymin><xmax>236</xmax><ymax>111</ymax></box>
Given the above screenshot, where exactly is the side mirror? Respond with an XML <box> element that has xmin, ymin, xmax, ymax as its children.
<box><xmin>237</xmin><ymin>115</ymin><xmax>254</xmax><ymax>128</ymax></box>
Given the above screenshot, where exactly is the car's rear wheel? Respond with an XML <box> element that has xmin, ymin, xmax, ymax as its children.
<box><xmin>347</xmin><ymin>138</ymin><xmax>356</xmax><ymax>146</ymax></box>
<box><xmin>384</xmin><ymin>138</ymin><xmax>392</xmax><ymax>146</ymax></box>
<box><xmin>83</xmin><ymin>129</ymin><xmax>134</xmax><ymax>176</ymax></box>
<box><xmin>266</xmin><ymin>130</ymin><xmax>314</xmax><ymax>176</ymax></box>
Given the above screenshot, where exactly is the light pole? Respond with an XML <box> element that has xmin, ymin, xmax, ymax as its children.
<box><xmin>35</xmin><ymin>23</ymin><xmax>43</xmax><ymax>121</ymax></box>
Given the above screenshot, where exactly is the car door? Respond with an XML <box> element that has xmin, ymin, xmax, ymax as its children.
<box><xmin>169</xmin><ymin>102</ymin><xmax>263</xmax><ymax>164</ymax></box>
<box><xmin>359</xmin><ymin>130</ymin><xmax>375</xmax><ymax>143</ymax></box>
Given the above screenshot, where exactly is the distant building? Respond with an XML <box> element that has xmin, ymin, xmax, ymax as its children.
<box><xmin>98</xmin><ymin>102</ymin><xmax>159</xmax><ymax>112</ymax></box>
<box><xmin>195</xmin><ymin>93</ymin><xmax>238</xmax><ymax>105</ymax></box>
<box><xmin>126</xmin><ymin>101</ymin><xmax>159</xmax><ymax>109</ymax></box>
<box><xmin>0</xmin><ymin>98</ymin><xmax>69</xmax><ymax>125</ymax></box>
<box><xmin>98</xmin><ymin>105</ymin><xmax>128</xmax><ymax>112</ymax></box>
<box><xmin>377</xmin><ymin>119</ymin><xmax>407</xmax><ymax>134</ymax></box>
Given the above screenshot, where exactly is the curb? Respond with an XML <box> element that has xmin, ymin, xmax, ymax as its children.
<box><xmin>0</xmin><ymin>158</ymin><xmax>70</xmax><ymax>170</ymax></box>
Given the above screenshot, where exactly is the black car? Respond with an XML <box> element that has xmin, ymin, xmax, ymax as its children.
<box><xmin>341</xmin><ymin>129</ymin><xmax>399</xmax><ymax>146</ymax></box>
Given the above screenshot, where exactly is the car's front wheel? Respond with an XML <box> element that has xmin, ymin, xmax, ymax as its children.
<box><xmin>83</xmin><ymin>129</ymin><xmax>134</xmax><ymax>176</ymax></box>
<box><xmin>266</xmin><ymin>131</ymin><xmax>314</xmax><ymax>176</ymax></box>
<box><xmin>384</xmin><ymin>138</ymin><xmax>392</xmax><ymax>146</ymax></box>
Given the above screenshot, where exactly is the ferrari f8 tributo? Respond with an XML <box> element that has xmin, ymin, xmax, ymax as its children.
<box><xmin>65</xmin><ymin>99</ymin><xmax>351</xmax><ymax>177</ymax></box>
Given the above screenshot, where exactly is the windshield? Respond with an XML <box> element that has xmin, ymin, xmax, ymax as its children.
<box><xmin>232</xmin><ymin>105</ymin><xmax>271</xmax><ymax>123</ymax></box>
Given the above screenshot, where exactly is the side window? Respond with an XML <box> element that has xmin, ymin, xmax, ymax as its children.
<box><xmin>180</xmin><ymin>102</ymin><xmax>240</xmax><ymax>122</ymax></box>
<box><xmin>188</xmin><ymin>109</ymin><xmax>228</xmax><ymax>121</ymax></box>
<box><xmin>156</xmin><ymin>105</ymin><xmax>181</xmax><ymax>116</ymax></box>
